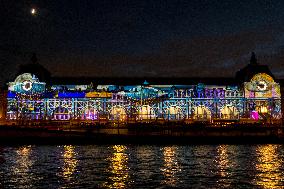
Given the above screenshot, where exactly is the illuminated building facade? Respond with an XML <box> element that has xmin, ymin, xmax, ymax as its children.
<box><xmin>4</xmin><ymin>53</ymin><xmax>283</xmax><ymax>124</ymax></box>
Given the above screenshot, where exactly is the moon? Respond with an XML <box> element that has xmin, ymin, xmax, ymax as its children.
<box><xmin>31</xmin><ymin>8</ymin><xmax>37</xmax><ymax>15</ymax></box>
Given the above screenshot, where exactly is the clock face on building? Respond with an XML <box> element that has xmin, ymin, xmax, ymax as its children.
<box><xmin>22</xmin><ymin>81</ymin><xmax>33</xmax><ymax>91</ymax></box>
<box><xmin>247</xmin><ymin>73</ymin><xmax>274</xmax><ymax>92</ymax></box>
<box><xmin>256</xmin><ymin>80</ymin><xmax>268</xmax><ymax>91</ymax></box>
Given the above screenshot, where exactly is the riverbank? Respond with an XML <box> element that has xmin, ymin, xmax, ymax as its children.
<box><xmin>0</xmin><ymin>125</ymin><xmax>283</xmax><ymax>144</ymax></box>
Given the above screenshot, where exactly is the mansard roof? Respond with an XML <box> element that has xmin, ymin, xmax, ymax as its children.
<box><xmin>235</xmin><ymin>52</ymin><xmax>274</xmax><ymax>83</ymax></box>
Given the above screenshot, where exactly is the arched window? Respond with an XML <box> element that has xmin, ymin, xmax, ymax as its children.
<box><xmin>193</xmin><ymin>106</ymin><xmax>211</xmax><ymax>121</ymax></box>
<box><xmin>109</xmin><ymin>106</ymin><xmax>127</xmax><ymax>121</ymax></box>
<box><xmin>54</xmin><ymin>107</ymin><xmax>70</xmax><ymax>120</ymax></box>
<box><xmin>220</xmin><ymin>106</ymin><xmax>239</xmax><ymax>119</ymax></box>
<box><xmin>138</xmin><ymin>105</ymin><xmax>156</xmax><ymax>120</ymax></box>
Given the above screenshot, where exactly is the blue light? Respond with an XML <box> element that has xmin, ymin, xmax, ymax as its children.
<box><xmin>7</xmin><ymin>91</ymin><xmax>16</xmax><ymax>98</ymax></box>
<box><xmin>58</xmin><ymin>92</ymin><xmax>85</xmax><ymax>98</ymax></box>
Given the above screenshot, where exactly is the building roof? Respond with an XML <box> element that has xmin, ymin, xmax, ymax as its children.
<box><xmin>235</xmin><ymin>52</ymin><xmax>275</xmax><ymax>82</ymax></box>
<box><xmin>12</xmin><ymin>52</ymin><xmax>281</xmax><ymax>87</ymax></box>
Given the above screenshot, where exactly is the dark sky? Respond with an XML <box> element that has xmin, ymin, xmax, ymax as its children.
<box><xmin>1</xmin><ymin>0</ymin><xmax>284</xmax><ymax>84</ymax></box>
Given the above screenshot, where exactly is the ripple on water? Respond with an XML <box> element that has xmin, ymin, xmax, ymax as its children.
<box><xmin>1</xmin><ymin>144</ymin><xmax>284</xmax><ymax>188</ymax></box>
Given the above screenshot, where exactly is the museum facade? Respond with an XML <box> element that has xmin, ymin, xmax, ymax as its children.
<box><xmin>2</xmin><ymin>53</ymin><xmax>283</xmax><ymax>124</ymax></box>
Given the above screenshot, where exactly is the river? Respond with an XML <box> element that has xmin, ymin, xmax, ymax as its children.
<box><xmin>1</xmin><ymin>144</ymin><xmax>284</xmax><ymax>188</ymax></box>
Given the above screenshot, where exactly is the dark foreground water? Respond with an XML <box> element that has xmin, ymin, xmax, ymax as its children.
<box><xmin>1</xmin><ymin>144</ymin><xmax>284</xmax><ymax>189</ymax></box>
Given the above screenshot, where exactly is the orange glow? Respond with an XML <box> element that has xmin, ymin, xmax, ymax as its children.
<box><xmin>161</xmin><ymin>146</ymin><xmax>180</xmax><ymax>186</ymax></box>
<box><xmin>62</xmin><ymin>145</ymin><xmax>78</xmax><ymax>180</ymax></box>
<box><xmin>12</xmin><ymin>146</ymin><xmax>34</xmax><ymax>187</ymax></box>
<box><xmin>255</xmin><ymin>145</ymin><xmax>282</xmax><ymax>189</ymax></box>
<box><xmin>103</xmin><ymin>145</ymin><xmax>130</xmax><ymax>188</ymax></box>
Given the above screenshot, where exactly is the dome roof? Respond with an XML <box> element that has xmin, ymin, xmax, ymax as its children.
<box><xmin>17</xmin><ymin>53</ymin><xmax>51</xmax><ymax>83</ymax></box>
<box><xmin>235</xmin><ymin>52</ymin><xmax>274</xmax><ymax>83</ymax></box>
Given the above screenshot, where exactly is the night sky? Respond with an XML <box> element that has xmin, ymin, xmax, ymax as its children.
<box><xmin>1</xmin><ymin>0</ymin><xmax>284</xmax><ymax>85</ymax></box>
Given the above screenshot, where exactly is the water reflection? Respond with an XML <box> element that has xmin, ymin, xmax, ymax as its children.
<box><xmin>217</xmin><ymin>145</ymin><xmax>230</xmax><ymax>177</ymax></box>
<box><xmin>104</xmin><ymin>145</ymin><xmax>130</xmax><ymax>188</ymax></box>
<box><xmin>215</xmin><ymin>145</ymin><xmax>231</xmax><ymax>188</ymax></box>
<box><xmin>255</xmin><ymin>144</ymin><xmax>282</xmax><ymax>189</ymax></box>
<box><xmin>62</xmin><ymin>145</ymin><xmax>78</xmax><ymax>181</ymax></box>
<box><xmin>161</xmin><ymin>146</ymin><xmax>180</xmax><ymax>187</ymax></box>
<box><xmin>11</xmin><ymin>146</ymin><xmax>34</xmax><ymax>187</ymax></box>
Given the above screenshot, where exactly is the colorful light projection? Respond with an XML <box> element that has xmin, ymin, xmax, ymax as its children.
<box><xmin>251</xmin><ymin>110</ymin><xmax>259</xmax><ymax>120</ymax></box>
<box><xmin>8</xmin><ymin>73</ymin><xmax>45</xmax><ymax>95</ymax></box>
<box><xmin>244</xmin><ymin>73</ymin><xmax>281</xmax><ymax>98</ymax></box>
<box><xmin>81</xmin><ymin>108</ymin><xmax>98</xmax><ymax>120</ymax></box>
<box><xmin>5</xmin><ymin>72</ymin><xmax>282</xmax><ymax>123</ymax></box>
<box><xmin>220</xmin><ymin>106</ymin><xmax>239</xmax><ymax>119</ymax></box>
<box><xmin>58</xmin><ymin>92</ymin><xmax>85</xmax><ymax>98</ymax></box>
<box><xmin>167</xmin><ymin>106</ymin><xmax>183</xmax><ymax>120</ymax></box>
<box><xmin>138</xmin><ymin>105</ymin><xmax>156</xmax><ymax>120</ymax></box>
<box><xmin>109</xmin><ymin>106</ymin><xmax>127</xmax><ymax>121</ymax></box>
<box><xmin>193</xmin><ymin>106</ymin><xmax>211</xmax><ymax>121</ymax></box>
<box><xmin>53</xmin><ymin>107</ymin><xmax>70</xmax><ymax>120</ymax></box>
<box><xmin>85</xmin><ymin>91</ymin><xmax>112</xmax><ymax>98</ymax></box>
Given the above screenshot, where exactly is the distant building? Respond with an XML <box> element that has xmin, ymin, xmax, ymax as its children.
<box><xmin>3</xmin><ymin>53</ymin><xmax>283</xmax><ymax>124</ymax></box>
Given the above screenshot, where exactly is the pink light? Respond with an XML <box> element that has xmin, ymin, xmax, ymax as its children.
<box><xmin>251</xmin><ymin>110</ymin><xmax>259</xmax><ymax>120</ymax></box>
<box><xmin>82</xmin><ymin>109</ymin><xmax>98</xmax><ymax>120</ymax></box>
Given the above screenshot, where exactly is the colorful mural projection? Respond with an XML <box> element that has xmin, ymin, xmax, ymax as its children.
<box><xmin>109</xmin><ymin>106</ymin><xmax>127</xmax><ymax>121</ymax></box>
<box><xmin>138</xmin><ymin>105</ymin><xmax>156</xmax><ymax>120</ymax></box>
<box><xmin>81</xmin><ymin>108</ymin><xmax>98</xmax><ymax>120</ymax></box>
<box><xmin>251</xmin><ymin>111</ymin><xmax>259</xmax><ymax>120</ymax></box>
<box><xmin>193</xmin><ymin>106</ymin><xmax>211</xmax><ymax>121</ymax></box>
<box><xmin>244</xmin><ymin>73</ymin><xmax>281</xmax><ymax>120</ymax></box>
<box><xmin>5</xmin><ymin>72</ymin><xmax>282</xmax><ymax>122</ymax></box>
<box><xmin>8</xmin><ymin>73</ymin><xmax>46</xmax><ymax>95</ymax></box>
<box><xmin>220</xmin><ymin>106</ymin><xmax>239</xmax><ymax>119</ymax></box>
<box><xmin>244</xmin><ymin>73</ymin><xmax>281</xmax><ymax>98</ymax></box>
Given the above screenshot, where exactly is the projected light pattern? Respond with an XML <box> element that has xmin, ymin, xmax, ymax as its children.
<box><xmin>5</xmin><ymin>73</ymin><xmax>282</xmax><ymax>123</ymax></box>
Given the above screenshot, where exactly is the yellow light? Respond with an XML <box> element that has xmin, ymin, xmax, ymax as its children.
<box><xmin>62</xmin><ymin>145</ymin><xmax>78</xmax><ymax>180</ymax></box>
<box><xmin>260</xmin><ymin>106</ymin><xmax>268</xmax><ymax>113</ymax></box>
<box><xmin>255</xmin><ymin>145</ymin><xmax>281</xmax><ymax>188</ymax></box>
<box><xmin>161</xmin><ymin>146</ymin><xmax>180</xmax><ymax>187</ymax></box>
<box><xmin>103</xmin><ymin>145</ymin><xmax>129</xmax><ymax>188</ymax></box>
<box><xmin>12</xmin><ymin>146</ymin><xmax>33</xmax><ymax>187</ymax></box>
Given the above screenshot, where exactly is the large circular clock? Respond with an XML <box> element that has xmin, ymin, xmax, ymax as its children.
<box><xmin>22</xmin><ymin>81</ymin><xmax>33</xmax><ymax>91</ymax></box>
<box><xmin>256</xmin><ymin>80</ymin><xmax>268</xmax><ymax>91</ymax></box>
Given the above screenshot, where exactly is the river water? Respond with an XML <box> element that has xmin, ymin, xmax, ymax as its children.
<box><xmin>0</xmin><ymin>144</ymin><xmax>284</xmax><ymax>188</ymax></box>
